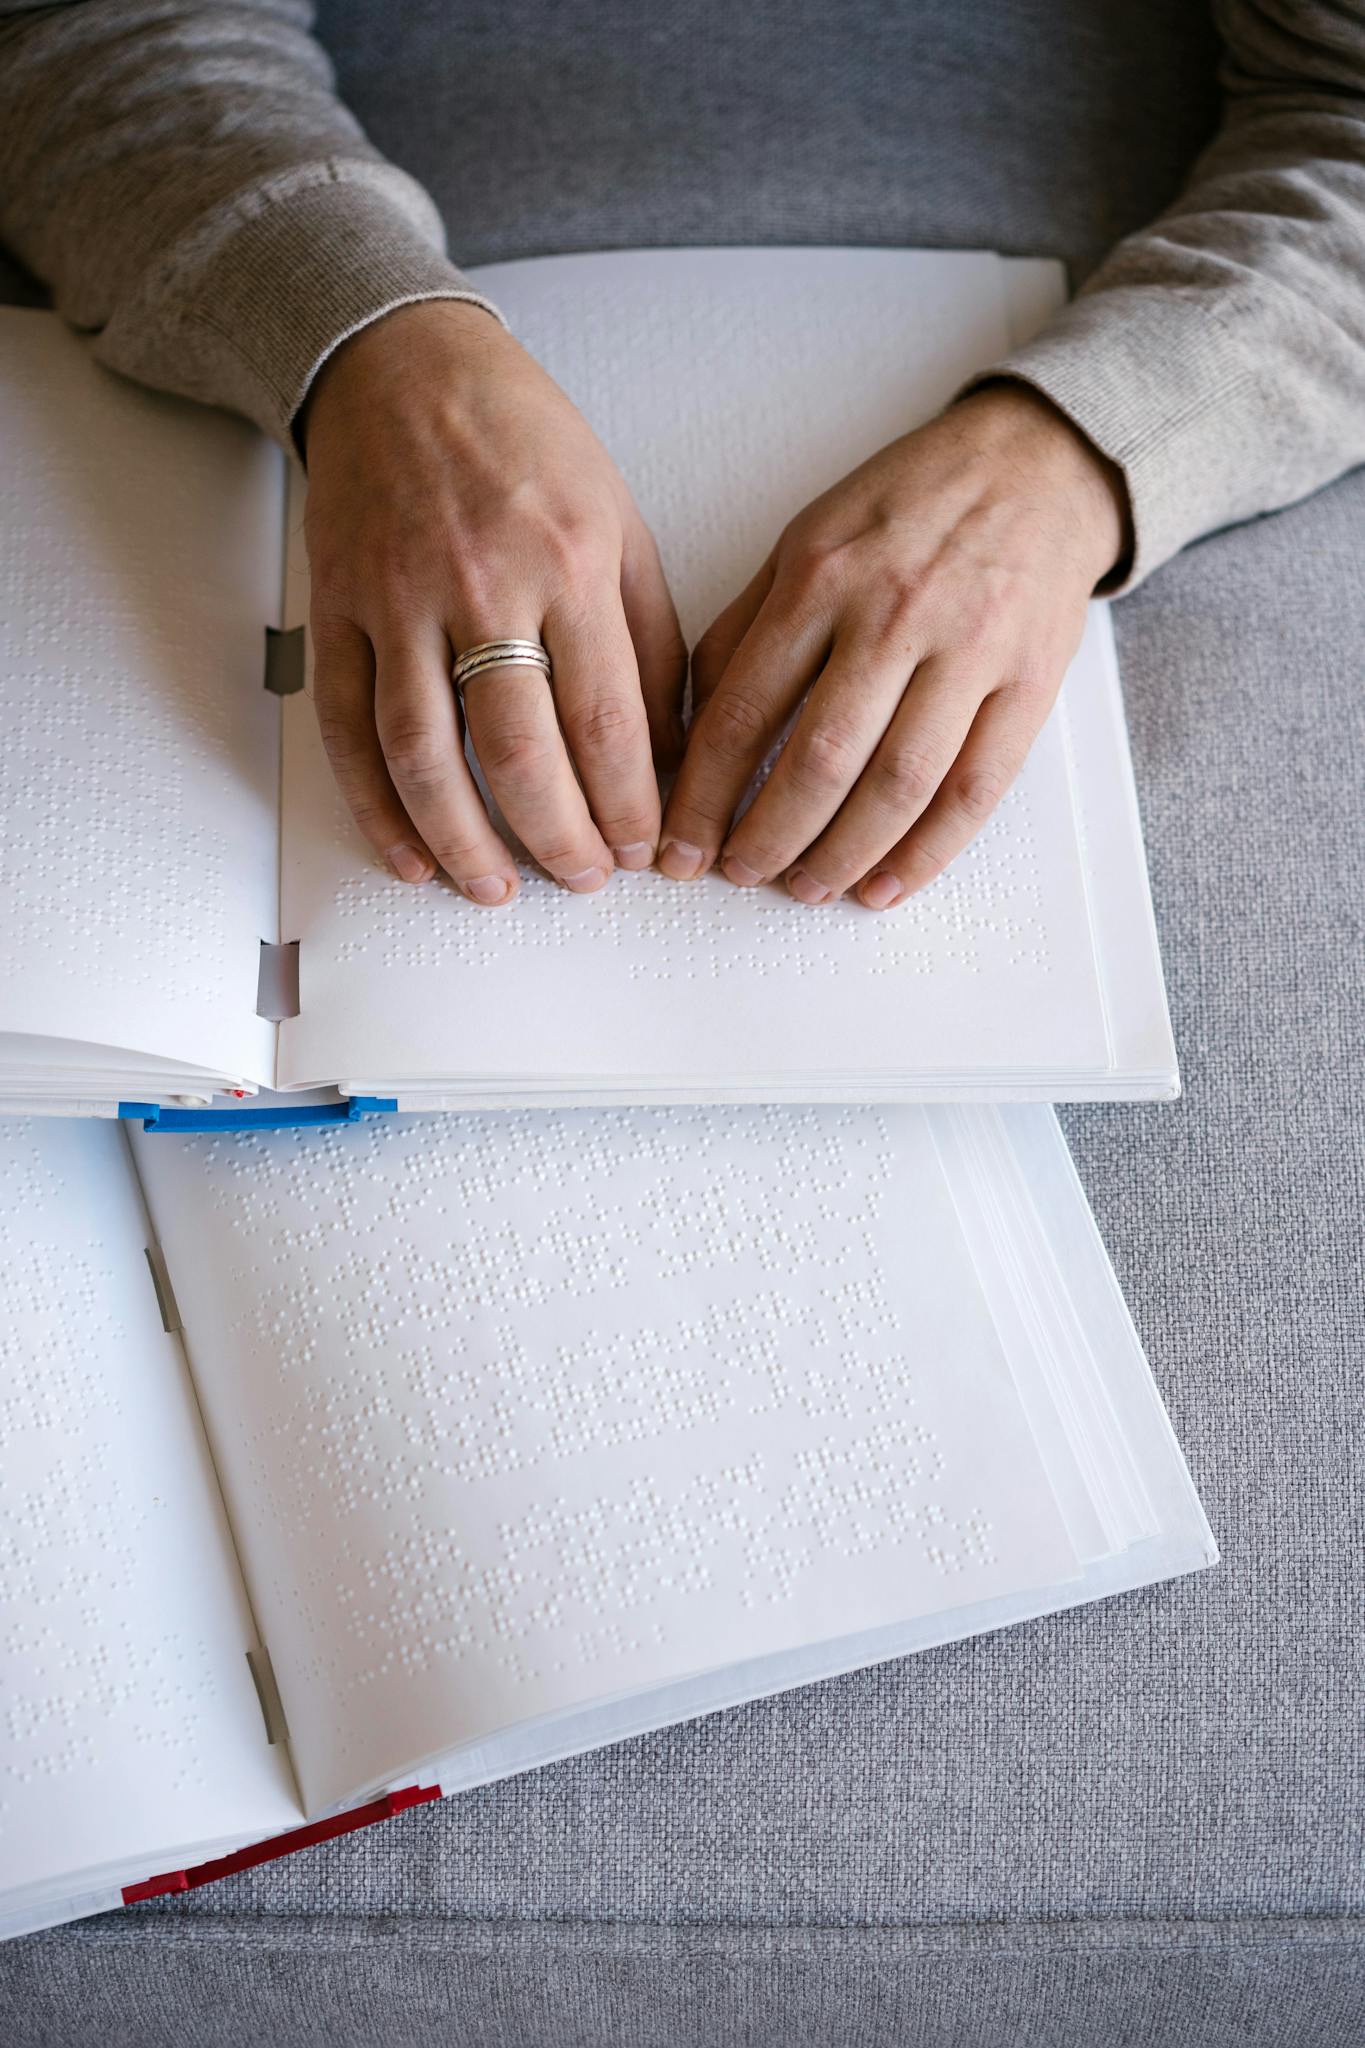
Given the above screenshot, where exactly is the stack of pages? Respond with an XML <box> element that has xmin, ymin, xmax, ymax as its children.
<box><xmin>0</xmin><ymin>1102</ymin><xmax>1215</xmax><ymax>1939</ymax></box>
<box><xmin>0</xmin><ymin>248</ymin><xmax>1177</xmax><ymax>1116</ymax></box>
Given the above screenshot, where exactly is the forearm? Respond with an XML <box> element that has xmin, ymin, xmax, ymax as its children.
<box><xmin>0</xmin><ymin>0</ymin><xmax>504</xmax><ymax>445</ymax></box>
<box><xmin>979</xmin><ymin>0</ymin><xmax>1365</xmax><ymax>589</ymax></box>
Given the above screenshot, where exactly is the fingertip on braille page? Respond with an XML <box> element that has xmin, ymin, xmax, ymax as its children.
<box><xmin>785</xmin><ymin>867</ymin><xmax>833</xmax><ymax>906</ymax></box>
<box><xmin>460</xmin><ymin>875</ymin><xmax>516</xmax><ymax>906</ymax></box>
<box><xmin>560</xmin><ymin>865</ymin><xmax>610</xmax><ymax>893</ymax></box>
<box><xmin>859</xmin><ymin>870</ymin><xmax>904</xmax><ymax>910</ymax></box>
<box><xmin>657</xmin><ymin>839</ymin><xmax>706</xmax><ymax>880</ymax></box>
<box><xmin>385</xmin><ymin>844</ymin><xmax>434</xmax><ymax>885</ymax></box>
<box><xmin>720</xmin><ymin>853</ymin><xmax>764</xmax><ymax>889</ymax></box>
<box><xmin>326</xmin><ymin>781</ymin><xmax>1050</xmax><ymax>982</ymax></box>
<box><xmin>612</xmin><ymin>842</ymin><xmax>656</xmax><ymax>872</ymax></box>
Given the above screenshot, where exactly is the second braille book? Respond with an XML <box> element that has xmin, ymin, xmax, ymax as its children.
<box><xmin>0</xmin><ymin>1101</ymin><xmax>1214</xmax><ymax>1939</ymax></box>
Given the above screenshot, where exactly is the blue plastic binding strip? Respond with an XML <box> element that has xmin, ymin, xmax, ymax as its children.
<box><xmin>118</xmin><ymin>1097</ymin><xmax>398</xmax><ymax>1132</ymax></box>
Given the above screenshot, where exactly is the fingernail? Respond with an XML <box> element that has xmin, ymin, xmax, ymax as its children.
<box><xmin>387</xmin><ymin>843</ymin><xmax>432</xmax><ymax>884</ymax></box>
<box><xmin>461</xmin><ymin>874</ymin><xmax>513</xmax><ymax>905</ymax></box>
<box><xmin>721</xmin><ymin>853</ymin><xmax>764</xmax><ymax>888</ymax></box>
<box><xmin>560</xmin><ymin>865</ymin><xmax>609</xmax><ymax>893</ymax></box>
<box><xmin>612</xmin><ymin>841</ymin><xmax>655</xmax><ymax>871</ymax></box>
<box><xmin>786</xmin><ymin>866</ymin><xmax>832</xmax><ymax>905</ymax></box>
<box><xmin>658</xmin><ymin>838</ymin><xmax>706</xmax><ymax>880</ymax></box>
<box><xmin>860</xmin><ymin>869</ymin><xmax>904</xmax><ymax>910</ymax></box>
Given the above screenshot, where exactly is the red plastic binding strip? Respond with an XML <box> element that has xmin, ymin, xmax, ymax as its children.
<box><xmin>121</xmin><ymin>1784</ymin><xmax>442</xmax><ymax>1904</ymax></box>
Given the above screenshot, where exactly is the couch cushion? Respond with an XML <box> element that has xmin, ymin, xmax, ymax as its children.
<box><xmin>5</xmin><ymin>1917</ymin><xmax>1365</xmax><ymax>2048</ymax></box>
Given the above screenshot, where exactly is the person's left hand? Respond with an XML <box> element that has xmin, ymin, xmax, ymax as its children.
<box><xmin>657</xmin><ymin>383</ymin><xmax>1128</xmax><ymax>909</ymax></box>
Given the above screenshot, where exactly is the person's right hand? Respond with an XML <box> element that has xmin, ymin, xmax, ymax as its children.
<box><xmin>300</xmin><ymin>299</ymin><xmax>686</xmax><ymax>904</ymax></box>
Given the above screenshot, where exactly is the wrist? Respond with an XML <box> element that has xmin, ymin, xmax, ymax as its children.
<box><xmin>953</xmin><ymin>379</ymin><xmax>1131</xmax><ymax>587</ymax></box>
<box><xmin>297</xmin><ymin>296</ymin><xmax>510</xmax><ymax>457</ymax></box>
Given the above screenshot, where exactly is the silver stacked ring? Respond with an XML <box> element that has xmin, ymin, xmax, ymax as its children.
<box><xmin>452</xmin><ymin>639</ymin><xmax>552</xmax><ymax>693</ymax></box>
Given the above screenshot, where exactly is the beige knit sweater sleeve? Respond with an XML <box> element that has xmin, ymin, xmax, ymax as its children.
<box><xmin>985</xmin><ymin>0</ymin><xmax>1365</xmax><ymax>588</ymax></box>
<box><xmin>0</xmin><ymin>0</ymin><xmax>507</xmax><ymax>448</ymax></box>
<box><xmin>2</xmin><ymin>0</ymin><xmax>1363</xmax><ymax>590</ymax></box>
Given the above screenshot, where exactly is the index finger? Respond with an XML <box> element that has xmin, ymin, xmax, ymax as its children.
<box><xmin>659</xmin><ymin>590</ymin><xmax>827</xmax><ymax>879</ymax></box>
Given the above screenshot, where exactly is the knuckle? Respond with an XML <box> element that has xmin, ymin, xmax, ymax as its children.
<box><xmin>898</xmin><ymin>838</ymin><xmax>948</xmax><ymax>889</ymax></box>
<box><xmin>476</xmin><ymin>721</ymin><xmax>555</xmax><ymax>786</ymax></box>
<box><xmin>700</xmin><ymin>691</ymin><xmax>771</xmax><ymax>762</ymax></box>
<box><xmin>944</xmin><ymin>600</ymin><xmax>1007</xmax><ymax>661</ymax></box>
<box><xmin>528</xmin><ymin>834</ymin><xmax>592</xmax><ymax>872</ymax></box>
<box><xmin>315</xmin><ymin>710</ymin><xmax>368</xmax><ymax>766</ymax></box>
<box><xmin>812</xmin><ymin>839</ymin><xmax>876</xmax><ymax>892</ymax></box>
<box><xmin>456</xmin><ymin>540</ymin><xmax>562</xmax><ymax>619</ymax></box>
<box><xmin>1001</xmin><ymin>665</ymin><xmax>1056</xmax><ymax>708</ymax></box>
<box><xmin>545</xmin><ymin>519</ymin><xmax>615</xmax><ymax>585</ymax></box>
<box><xmin>382</xmin><ymin>719</ymin><xmax>450</xmax><ymax>789</ymax></box>
<box><xmin>600</xmin><ymin>816</ymin><xmax>657</xmax><ymax>850</ymax></box>
<box><xmin>670</xmin><ymin>789</ymin><xmax>735</xmax><ymax>835</ymax></box>
<box><xmin>359</xmin><ymin>550</ymin><xmax>433</xmax><ymax>623</ymax></box>
<box><xmin>565</xmin><ymin>693</ymin><xmax>647</xmax><ymax>761</ymax></box>
<box><xmin>778</xmin><ymin>536</ymin><xmax>841</xmax><ymax>606</ymax></box>
<box><xmin>364</xmin><ymin>538</ymin><xmax>420</xmax><ymax>592</ymax></box>
<box><xmin>786</xmin><ymin>720</ymin><xmax>865</xmax><ymax>796</ymax></box>
<box><xmin>734</xmin><ymin>834</ymin><xmax>787</xmax><ymax>880</ymax></box>
<box><xmin>309</xmin><ymin>601</ymin><xmax>357</xmax><ymax>651</ymax></box>
<box><xmin>427</xmin><ymin>830</ymin><xmax>492</xmax><ymax>872</ymax></box>
<box><xmin>447</xmin><ymin>551</ymin><xmax>510</xmax><ymax>629</ymax></box>
<box><xmin>868</xmin><ymin>747</ymin><xmax>942</xmax><ymax>814</ymax></box>
<box><xmin>952</xmin><ymin>766</ymin><xmax>1008</xmax><ymax>823</ymax></box>
<box><xmin>339</xmin><ymin>792</ymin><xmax>392</xmax><ymax>840</ymax></box>
<box><xmin>879</xmin><ymin>563</ymin><xmax>928</xmax><ymax>617</ymax></box>
<box><xmin>307</xmin><ymin>550</ymin><xmax>358</xmax><ymax>607</ymax></box>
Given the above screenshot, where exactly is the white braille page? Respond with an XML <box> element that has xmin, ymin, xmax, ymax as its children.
<box><xmin>277</xmin><ymin>248</ymin><xmax>1109</xmax><ymax>1099</ymax></box>
<box><xmin>0</xmin><ymin>311</ymin><xmax>280</xmax><ymax>1090</ymax></box>
<box><xmin>132</xmin><ymin>1105</ymin><xmax>1079</xmax><ymax>1815</ymax></box>
<box><xmin>0</xmin><ymin>1118</ymin><xmax>299</xmax><ymax>1913</ymax></box>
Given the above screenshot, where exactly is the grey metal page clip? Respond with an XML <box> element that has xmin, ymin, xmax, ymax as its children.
<box><xmin>257</xmin><ymin>940</ymin><xmax>301</xmax><ymax>1021</ymax></box>
<box><xmin>263</xmin><ymin>624</ymin><xmax>305</xmax><ymax>697</ymax></box>
<box><xmin>246</xmin><ymin>1645</ymin><xmax>290</xmax><ymax>1746</ymax></box>
<box><xmin>143</xmin><ymin>1242</ymin><xmax>182</xmax><ymax>1334</ymax></box>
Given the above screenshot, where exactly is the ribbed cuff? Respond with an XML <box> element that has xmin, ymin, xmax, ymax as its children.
<box><xmin>959</xmin><ymin>284</ymin><xmax>1262</xmax><ymax>593</ymax></box>
<box><xmin>164</xmin><ymin>166</ymin><xmax>508</xmax><ymax>448</ymax></box>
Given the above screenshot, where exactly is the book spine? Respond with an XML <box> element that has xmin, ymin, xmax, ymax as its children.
<box><xmin>120</xmin><ymin>1785</ymin><xmax>442</xmax><ymax>1904</ymax></box>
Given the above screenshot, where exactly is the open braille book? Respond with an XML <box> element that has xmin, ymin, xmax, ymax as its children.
<box><xmin>0</xmin><ymin>246</ymin><xmax>1177</xmax><ymax>1121</ymax></box>
<box><xmin>0</xmin><ymin>1101</ymin><xmax>1213</xmax><ymax>1938</ymax></box>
